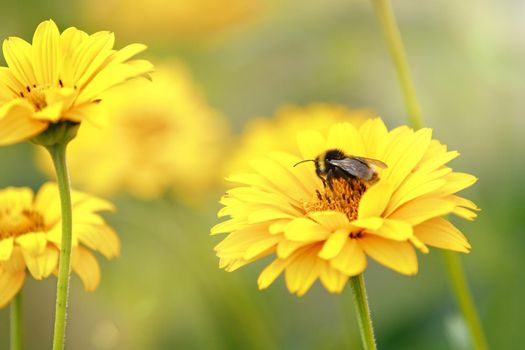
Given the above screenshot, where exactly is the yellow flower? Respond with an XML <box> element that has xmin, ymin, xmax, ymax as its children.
<box><xmin>37</xmin><ymin>63</ymin><xmax>229</xmax><ymax>200</ymax></box>
<box><xmin>227</xmin><ymin>103</ymin><xmax>373</xmax><ymax>173</ymax></box>
<box><xmin>82</xmin><ymin>0</ymin><xmax>266</xmax><ymax>41</ymax></box>
<box><xmin>0</xmin><ymin>19</ymin><xmax>153</xmax><ymax>146</ymax></box>
<box><xmin>0</xmin><ymin>182</ymin><xmax>120</xmax><ymax>308</ymax></box>
<box><xmin>212</xmin><ymin>118</ymin><xmax>479</xmax><ymax>296</ymax></box>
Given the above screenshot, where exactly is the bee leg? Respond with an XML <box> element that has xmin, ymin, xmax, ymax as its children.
<box><xmin>326</xmin><ymin>170</ymin><xmax>335</xmax><ymax>191</ymax></box>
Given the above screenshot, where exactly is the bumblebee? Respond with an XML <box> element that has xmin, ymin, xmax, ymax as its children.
<box><xmin>294</xmin><ymin>149</ymin><xmax>388</xmax><ymax>188</ymax></box>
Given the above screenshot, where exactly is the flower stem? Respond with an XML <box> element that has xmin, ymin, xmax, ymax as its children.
<box><xmin>46</xmin><ymin>141</ymin><xmax>74</xmax><ymax>350</ymax></box>
<box><xmin>370</xmin><ymin>1</ymin><xmax>489</xmax><ymax>348</ymax></box>
<box><xmin>443</xmin><ymin>251</ymin><xmax>489</xmax><ymax>350</ymax></box>
<box><xmin>10</xmin><ymin>291</ymin><xmax>23</xmax><ymax>350</ymax></box>
<box><xmin>349</xmin><ymin>274</ymin><xmax>377</xmax><ymax>350</ymax></box>
<box><xmin>370</xmin><ymin>0</ymin><xmax>423</xmax><ymax>129</ymax></box>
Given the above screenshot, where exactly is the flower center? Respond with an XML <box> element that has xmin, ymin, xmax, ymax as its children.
<box><xmin>0</xmin><ymin>208</ymin><xmax>46</xmax><ymax>239</ymax></box>
<box><xmin>19</xmin><ymin>80</ymin><xmax>71</xmax><ymax>111</ymax></box>
<box><xmin>304</xmin><ymin>177</ymin><xmax>370</xmax><ymax>221</ymax></box>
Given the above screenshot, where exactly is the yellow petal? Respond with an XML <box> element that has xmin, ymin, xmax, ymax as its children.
<box><xmin>359</xmin><ymin>118</ymin><xmax>388</xmax><ymax>159</ymax></box>
<box><xmin>2</xmin><ymin>36</ymin><xmax>36</xmax><ymax>86</ymax></box>
<box><xmin>383</xmin><ymin>128</ymin><xmax>432</xmax><ymax>191</ymax></box>
<box><xmin>350</xmin><ymin>217</ymin><xmax>383</xmax><ymax>230</ymax></box>
<box><xmin>414</xmin><ymin>217</ymin><xmax>471</xmax><ymax>253</ymax></box>
<box><xmin>210</xmin><ymin>219</ymin><xmax>246</xmax><ymax>235</ymax></box>
<box><xmin>32</xmin><ymin>19</ymin><xmax>60</xmax><ymax>86</ymax></box>
<box><xmin>276</xmin><ymin>240</ymin><xmax>310</xmax><ymax>259</ymax></box>
<box><xmin>0</xmin><ymin>99</ymin><xmax>47</xmax><ymax>145</ymax></box>
<box><xmin>0</xmin><ymin>238</ymin><xmax>14</xmax><ymax>261</ymax></box>
<box><xmin>111</xmin><ymin>43</ymin><xmax>148</xmax><ymax>64</ymax></box>
<box><xmin>257</xmin><ymin>258</ymin><xmax>288</xmax><ymax>290</ymax></box>
<box><xmin>358</xmin><ymin>180</ymin><xmax>394</xmax><ymax>218</ymax></box>
<box><xmin>244</xmin><ymin>236</ymin><xmax>280</xmax><ymax>260</ymax></box>
<box><xmin>284</xmin><ymin>218</ymin><xmax>329</xmax><ymax>242</ymax></box>
<box><xmin>75</xmin><ymin>224</ymin><xmax>120</xmax><ymax>259</ymax></box>
<box><xmin>318</xmin><ymin>229</ymin><xmax>349</xmax><ymax>260</ymax></box>
<box><xmin>77</xmin><ymin>59</ymin><xmax>154</xmax><ymax>104</ymax></box>
<box><xmin>72</xmin><ymin>246</ymin><xmax>100</xmax><ymax>292</ymax></box>
<box><xmin>319</xmin><ymin>260</ymin><xmax>348</xmax><ymax>293</ymax></box>
<box><xmin>327</xmin><ymin>122</ymin><xmax>365</xmax><ymax>155</ymax></box>
<box><xmin>0</xmin><ymin>269</ymin><xmax>25</xmax><ymax>308</ymax></box>
<box><xmin>359</xmin><ymin>235</ymin><xmax>418</xmax><ymax>275</ymax></box>
<box><xmin>296</xmin><ymin>129</ymin><xmax>326</xmax><ymax>160</ymax></box>
<box><xmin>308</xmin><ymin>211</ymin><xmax>350</xmax><ymax>232</ymax></box>
<box><xmin>372</xmin><ymin>219</ymin><xmax>413</xmax><ymax>241</ymax></box>
<box><xmin>285</xmin><ymin>247</ymin><xmax>320</xmax><ymax>296</ymax></box>
<box><xmin>330</xmin><ymin>239</ymin><xmax>367</xmax><ymax>276</ymax></box>
<box><xmin>389</xmin><ymin>198</ymin><xmax>455</xmax><ymax>226</ymax></box>
<box><xmin>17</xmin><ymin>235</ymin><xmax>58</xmax><ymax>280</ymax></box>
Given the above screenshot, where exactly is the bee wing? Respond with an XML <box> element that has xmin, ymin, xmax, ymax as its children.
<box><xmin>328</xmin><ymin>158</ymin><xmax>375</xmax><ymax>180</ymax></box>
<box><xmin>355</xmin><ymin>157</ymin><xmax>388</xmax><ymax>169</ymax></box>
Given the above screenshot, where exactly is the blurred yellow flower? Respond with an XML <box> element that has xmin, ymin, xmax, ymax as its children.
<box><xmin>38</xmin><ymin>63</ymin><xmax>229</xmax><ymax>200</ymax></box>
<box><xmin>212</xmin><ymin>118</ymin><xmax>479</xmax><ymax>296</ymax></box>
<box><xmin>227</xmin><ymin>103</ymin><xmax>373</xmax><ymax>173</ymax></box>
<box><xmin>0</xmin><ymin>19</ymin><xmax>153</xmax><ymax>146</ymax></box>
<box><xmin>0</xmin><ymin>182</ymin><xmax>119</xmax><ymax>308</ymax></box>
<box><xmin>83</xmin><ymin>0</ymin><xmax>267</xmax><ymax>41</ymax></box>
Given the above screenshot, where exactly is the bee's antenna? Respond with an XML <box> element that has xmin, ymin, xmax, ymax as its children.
<box><xmin>293</xmin><ymin>159</ymin><xmax>315</xmax><ymax>167</ymax></box>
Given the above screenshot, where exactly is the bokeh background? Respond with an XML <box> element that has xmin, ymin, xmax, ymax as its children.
<box><xmin>1</xmin><ymin>0</ymin><xmax>524</xmax><ymax>349</ymax></box>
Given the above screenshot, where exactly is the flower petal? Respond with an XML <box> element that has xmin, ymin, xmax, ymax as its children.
<box><xmin>318</xmin><ymin>229</ymin><xmax>349</xmax><ymax>260</ymax></box>
<box><xmin>296</xmin><ymin>129</ymin><xmax>326</xmax><ymax>160</ymax></box>
<box><xmin>0</xmin><ymin>238</ymin><xmax>14</xmax><ymax>261</ymax></box>
<box><xmin>258</xmin><ymin>258</ymin><xmax>288</xmax><ymax>290</ymax></box>
<box><xmin>319</xmin><ymin>260</ymin><xmax>348</xmax><ymax>293</ymax></box>
<box><xmin>389</xmin><ymin>198</ymin><xmax>455</xmax><ymax>226</ymax></box>
<box><xmin>72</xmin><ymin>246</ymin><xmax>100</xmax><ymax>292</ymax></box>
<box><xmin>2</xmin><ymin>36</ymin><xmax>37</xmax><ymax>87</ymax></box>
<box><xmin>0</xmin><ymin>268</ymin><xmax>25</xmax><ymax>308</ymax></box>
<box><xmin>330</xmin><ymin>238</ymin><xmax>367</xmax><ymax>276</ymax></box>
<box><xmin>358</xmin><ymin>180</ymin><xmax>394</xmax><ymax>218</ymax></box>
<box><xmin>285</xmin><ymin>247</ymin><xmax>320</xmax><ymax>296</ymax></box>
<box><xmin>0</xmin><ymin>99</ymin><xmax>47</xmax><ymax>145</ymax></box>
<box><xmin>32</xmin><ymin>19</ymin><xmax>60</xmax><ymax>86</ymax></box>
<box><xmin>359</xmin><ymin>235</ymin><xmax>418</xmax><ymax>275</ymax></box>
<box><xmin>284</xmin><ymin>218</ymin><xmax>329</xmax><ymax>242</ymax></box>
<box><xmin>414</xmin><ymin>217</ymin><xmax>471</xmax><ymax>253</ymax></box>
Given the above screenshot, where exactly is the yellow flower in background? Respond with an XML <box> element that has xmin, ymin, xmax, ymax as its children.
<box><xmin>212</xmin><ymin>118</ymin><xmax>479</xmax><ymax>296</ymax></box>
<box><xmin>83</xmin><ymin>0</ymin><xmax>267</xmax><ymax>41</ymax></box>
<box><xmin>0</xmin><ymin>182</ymin><xmax>119</xmax><ymax>308</ymax></box>
<box><xmin>227</xmin><ymin>103</ymin><xmax>373</xmax><ymax>173</ymax></box>
<box><xmin>0</xmin><ymin>19</ymin><xmax>153</xmax><ymax>146</ymax></box>
<box><xmin>37</xmin><ymin>63</ymin><xmax>229</xmax><ymax>200</ymax></box>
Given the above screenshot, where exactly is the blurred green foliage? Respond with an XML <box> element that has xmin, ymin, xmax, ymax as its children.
<box><xmin>1</xmin><ymin>0</ymin><xmax>525</xmax><ymax>349</ymax></box>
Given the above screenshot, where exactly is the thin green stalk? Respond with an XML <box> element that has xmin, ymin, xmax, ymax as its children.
<box><xmin>47</xmin><ymin>142</ymin><xmax>73</xmax><ymax>350</ymax></box>
<box><xmin>370</xmin><ymin>1</ymin><xmax>489</xmax><ymax>348</ymax></box>
<box><xmin>10</xmin><ymin>291</ymin><xmax>23</xmax><ymax>350</ymax></box>
<box><xmin>349</xmin><ymin>275</ymin><xmax>377</xmax><ymax>350</ymax></box>
<box><xmin>371</xmin><ymin>0</ymin><xmax>423</xmax><ymax>129</ymax></box>
<box><xmin>443</xmin><ymin>251</ymin><xmax>489</xmax><ymax>350</ymax></box>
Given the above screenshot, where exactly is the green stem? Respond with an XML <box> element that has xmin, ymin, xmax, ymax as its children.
<box><xmin>46</xmin><ymin>142</ymin><xmax>73</xmax><ymax>350</ymax></box>
<box><xmin>370</xmin><ymin>1</ymin><xmax>489</xmax><ymax>348</ymax></box>
<box><xmin>10</xmin><ymin>291</ymin><xmax>23</xmax><ymax>350</ymax></box>
<box><xmin>443</xmin><ymin>251</ymin><xmax>489</xmax><ymax>350</ymax></box>
<box><xmin>349</xmin><ymin>275</ymin><xmax>377</xmax><ymax>350</ymax></box>
<box><xmin>371</xmin><ymin>0</ymin><xmax>424</xmax><ymax>129</ymax></box>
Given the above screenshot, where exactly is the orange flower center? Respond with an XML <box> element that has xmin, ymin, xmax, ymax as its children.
<box><xmin>304</xmin><ymin>178</ymin><xmax>369</xmax><ymax>221</ymax></box>
<box><xmin>0</xmin><ymin>208</ymin><xmax>46</xmax><ymax>239</ymax></box>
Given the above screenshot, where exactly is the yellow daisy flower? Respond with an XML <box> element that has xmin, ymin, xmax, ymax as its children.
<box><xmin>0</xmin><ymin>182</ymin><xmax>120</xmax><ymax>308</ymax></box>
<box><xmin>227</xmin><ymin>103</ymin><xmax>373</xmax><ymax>173</ymax></box>
<box><xmin>0</xmin><ymin>19</ymin><xmax>153</xmax><ymax>146</ymax></box>
<box><xmin>82</xmin><ymin>0</ymin><xmax>266</xmax><ymax>41</ymax></box>
<box><xmin>37</xmin><ymin>63</ymin><xmax>229</xmax><ymax>200</ymax></box>
<box><xmin>212</xmin><ymin>118</ymin><xmax>479</xmax><ymax>296</ymax></box>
